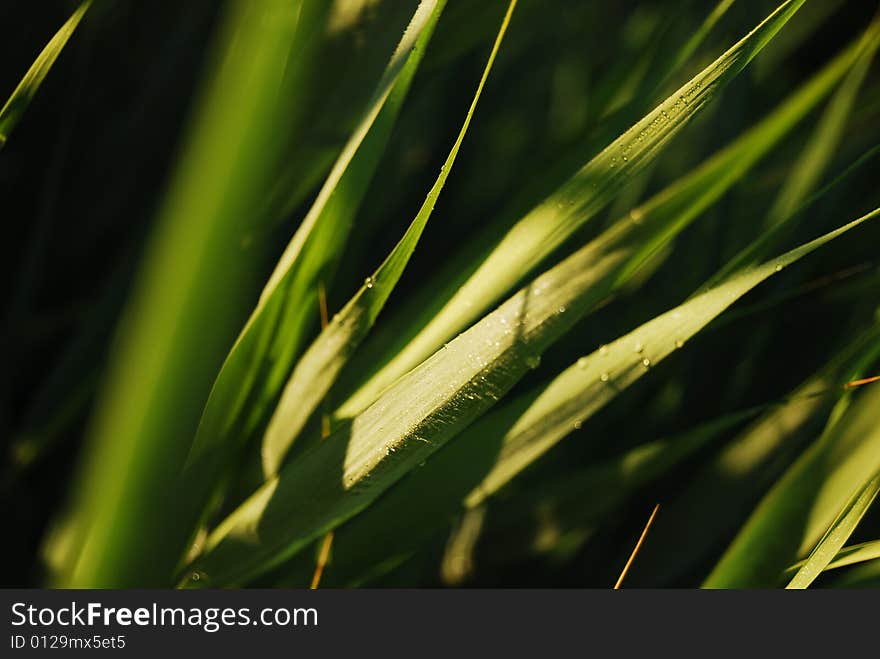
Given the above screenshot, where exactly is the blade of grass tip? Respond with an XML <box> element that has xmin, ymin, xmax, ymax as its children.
<box><xmin>261</xmin><ymin>0</ymin><xmax>519</xmax><ymax>477</ymax></box>
<box><xmin>651</xmin><ymin>0</ymin><xmax>737</xmax><ymax>96</ymax></box>
<box><xmin>183</xmin><ymin>205</ymin><xmax>876</xmax><ymax>588</ymax></box>
<box><xmin>334</xmin><ymin>0</ymin><xmax>807</xmax><ymax>421</ymax></box>
<box><xmin>178</xmin><ymin>0</ymin><xmax>447</xmax><ymax>548</ymax></box>
<box><xmin>787</xmin><ymin>470</ymin><xmax>880</xmax><ymax>589</ymax></box>
<box><xmin>706</xmin><ymin>16</ymin><xmax>880</xmax><ymax>286</ymax></box>
<box><xmin>47</xmin><ymin>0</ymin><xmax>324</xmax><ymax>588</ymax></box>
<box><xmin>705</xmin><ymin>371</ymin><xmax>880</xmax><ymax>588</ymax></box>
<box><xmin>614</xmin><ymin>504</ymin><xmax>660</xmax><ymax>589</ymax></box>
<box><xmin>0</xmin><ymin>0</ymin><xmax>90</xmax><ymax>148</ymax></box>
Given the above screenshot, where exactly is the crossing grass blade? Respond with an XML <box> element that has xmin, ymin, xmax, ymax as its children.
<box><xmin>628</xmin><ymin>321</ymin><xmax>880</xmax><ymax>585</ymax></box>
<box><xmin>706</xmin><ymin>377</ymin><xmax>880</xmax><ymax>588</ymax></box>
<box><xmin>179</xmin><ymin>0</ymin><xmax>447</xmax><ymax>535</ymax></box>
<box><xmin>787</xmin><ymin>472</ymin><xmax>880</xmax><ymax>588</ymax></box>
<box><xmin>260</xmin><ymin>0</ymin><xmax>518</xmax><ymax>477</ymax></box>
<box><xmin>786</xmin><ymin>539</ymin><xmax>880</xmax><ymax>577</ymax></box>
<box><xmin>182</xmin><ymin>205</ymin><xmax>875</xmax><ymax>587</ymax></box>
<box><xmin>333</xmin><ymin>0</ymin><xmax>807</xmax><ymax>421</ymax></box>
<box><xmin>0</xmin><ymin>1</ymin><xmax>90</xmax><ymax>148</ymax></box>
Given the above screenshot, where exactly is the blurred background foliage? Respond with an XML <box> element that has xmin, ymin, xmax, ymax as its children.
<box><xmin>2</xmin><ymin>0</ymin><xmax>879</xmax><ymax>587</ymax></box>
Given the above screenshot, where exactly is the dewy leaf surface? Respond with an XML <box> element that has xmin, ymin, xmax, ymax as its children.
<box><xmin>184</xmin><ymin>204</ymin><xmax>876</xmax><ymax>588</ymax></box>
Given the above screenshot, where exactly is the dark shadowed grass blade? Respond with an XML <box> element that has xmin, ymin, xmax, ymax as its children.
<box><xmin>0</xmin><ymin>1</ymin><xmax>90</xmax><ymax>148</ymax></box>
<box><xmin>787</xmin><ymin>471</ymin><xmax>880</xmax><ymax>588</ymax></box>
<box><xmin>260</xmin><ymin>0</ymin><xmax>518</xmax><ymax>476</ymax></box>
<box><xmin>177</xmin><ymin>0</ymin><xmax>446</xmax><ymax>545</ymax></box>
<box><xmin>629</xmin><ymin>321</ymin><xmax>880</xmax><ymax>586</ymax></box>
<box><xmin>706</xmin><ymin>376</ymin><xmax>880</xmax><ymax>588</ymax></box>
<box><xmin>334</xmin><ymin>0</ymin><xmax>806</xmax><ymax>420</ymax></box>
<box><xmin>707</xmin><ymin>16</ymin><xmax>880</xmax><ymax>285</ymax></box>
<box><xmin>182</xmin><ymin>205</ymin><xmax>874</xmax><ymax>588</ymax></box>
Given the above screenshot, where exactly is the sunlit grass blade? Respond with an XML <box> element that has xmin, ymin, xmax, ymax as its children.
<box><xmin>183</xmin><ymin>204</ymin><xmax>874</xmax><ymax>588</ymax></box>
<box><xmin>793</xmin><ymin>539</ymin><xmax>880</xmax><ymax>575</ymax></box>
<box><xmin>334</xmin><ymin>0</ymin><xmax>806</xmax><ymax>420</ymax></box>
<box><xmin>303</xmin><ymin>406</ymin><xmax>763</xmax><ymax>587</ymax></box>
<box><xmin>180</xmin><ymin>0</ymin><xmax>446</xmax><ymax>534</ymax></box>
<box><xmin>45</xmin><ymin>0</ymin><xmax>323</xmax><ymax>588</ymax></box>
<box><xmin>787</xmin><ymin>473</ymin><xmax>880</xmax><ymax>588</ymax></box>
<box><xmin>0</xmin><ymin>0</ymin><xmax>90</xmax><ymax>148</ymax></box>
<box><xmin>651</xmin><ymin>0</ymin><xmax>736</xmax><ymax>95</ymax></box>
<box><xmin>629</xmin><ymin>321</ymin><xmax>880</xmax><ymax>585</ymax></box>
<box><xmin>260</xmin><ymin>0</ymin><xmax>518</xmax><ymax>477</ymax></box>
<box><xmin>706</xmin><ymin>376</ymin><xmax>880</xmax><ymax>588</ymax></box>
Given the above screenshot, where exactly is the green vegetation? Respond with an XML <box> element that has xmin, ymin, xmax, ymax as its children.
<box><xmin>2</xmin><ymin>0</ymin><xmax>879</xmax><ymax>588</ymax></box>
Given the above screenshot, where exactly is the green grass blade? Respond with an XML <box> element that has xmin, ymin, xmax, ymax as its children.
<box><xmin>183</xmin><ymin>205</ymin><xmax>874</xmax><ymax>588</ymax></box>
<box><xmin>787</xmin><ymin>471</ymin><xmax>880</xmax><ymax>589</ymax></box>
<box><xmin>179</xmin><ymin>0</ymin><xmax>446</xmax><ymax>530</ymax></box>
<box><xmin>786</xmin><ymin>539</ymin><xmax>880</xmax><ymax>577</ymax></box>
<box><xmin>46</xmin><ymin>0</ymin><xmax>323</xmax><ymax>588</ymax></box>
<box><xmin>627</xmin><ymin>322</ymin><xmax>880</xmax><ymax>586</ymax></box>
<box><xmin>313</xmin><ymin>406</ymin><xmax>763</xmax><ymax>587</ymax></box>
<box><xmin>709</xmin><ymin>16</ymin><xmax>880</xmax><ymax>284</ymax></box>
<box><xmin>335</xmin><ymin>0</ymin><xmax>806</xmax><ymax>420</ymax></box>
<box><xmin>652</xmin><ymin>0</ymin><xmax>736</xmax><ymax>95</ymax></box>
<box><xmin>260</xmin><ymin>0</ymin><xmax>518</xmax><ymax>477</ymax></box>
<box><xmin>0</xmin><ymin>1</ymin><xmax>90</xmax><ymax>148</ymax></box>
<box><xmin>706</xmin><ymin>378</ymin><xmax>880</xmax><ymax>588</ymax></box>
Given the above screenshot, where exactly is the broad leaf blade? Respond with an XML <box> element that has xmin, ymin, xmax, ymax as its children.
<box><xmin>336</xmin><ymin>0</ymin><xmax>807</xmax><ymax>420</ymax></box>
<box><xmin>261</xmin><ymin>0</ymin><xmax>518</xmax><ymax>476</ymax></box>
<box><xmin>180</xmin><ymin>0</ymin><xmax>446</xmax><ymax>530</ymax></box>
<box><xmin>183</xmin><ymin>206</ymin><xmax>875</xmax><ymax>587</ymax></box>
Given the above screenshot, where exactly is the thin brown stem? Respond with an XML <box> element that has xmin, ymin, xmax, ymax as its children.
<box><xmin>614</xmin><ymin>504</ymin><xmax>660</xmax><ymax>590</ymax></box>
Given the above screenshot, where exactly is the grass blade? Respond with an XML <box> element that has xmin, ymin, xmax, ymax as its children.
<box><xmin>180</xmin><ymin>0</ymin><xmax>447</xmax><ymax>535</ymax></box>
<box><xmin>260</xmin><ymin>0</ymin><xmax>518</xmax><ymax>476</ymax></box>
<box><xmin>0</xmin><ymin>1</ymin><xmax>90</xmax><ymax>148</ymax></box>
<box><xmin>706</xmin><ymin>376</ymin><xmax>880</xmax><ymax>587</ymax></box>
<box><xmin>46</xmin><ymin>0</ymin><xmax>323</xmax><ymax>588</ymax></box>
<box><xmin>787</xmin><ymin>475</ymin><xmax>880</xmax><ymax>588</ymax></box>
<box><xmin>709</xmin><ymin>16</ymin><xmax>880</xmax><ymax>284</ymax></box>
<box><xmin>335</xmin><ymin>0</ymin><xmax>806</xmax><ymax>420</ymax></box>
<box><xmin>183</xmin><ymin>205</ymin><xmax>875</xmax><ymax>587</ymax></box>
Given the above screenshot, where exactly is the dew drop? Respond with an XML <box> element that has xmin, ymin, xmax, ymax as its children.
<box><xmin>600</xmin><ymin>372</ymin><xmax>610</xmax><ymax>382</ymax></box>
<box><xmin>191</xmin><ymin>572</ymin><xmax>201</xmax><ymax>582</ymax></box>
<box><xmin>526</xmin><ymin>354</ymin><xmax>542</xmax><ymax>369</ymax></box>
<box><xmin>629</xmin><ymin>208</ymin><xmax>644</xmax><ymax>224</ymax></box>
<box><xmin>573</xmin><ymin>420</ymin><xmax>583</xmax><ymax>430</ymax></box>
<box><xmin>364</xmin><ymin>276</ymin><xmax>374</xmax><ymax>289</ymax></box>
<box><xmin>634</xmin><ymin>342</ymin><xmax>643</xmax><ymax>353</ymax></box>
<box><xmin>599</xmin><ymin>344</ymin><xmax>608</xmax><ymax>356</ymax></box>
<box><xmin>675</xmin><ymin>339</ymin><xmax>684</xmax><ymax>349</ymax></box>
<box><xmin>558</xmin><ymin>305</ymin><xmax>567</xmax><ymax>314</ymax></box>
<box><xmin>577</xmin><ymin>356</ymin><xmax>589</xmax><ymax>369</ymax></box>
<box><xmin>642</xmin><ymin>358</ymin><xmax>651</xmax><ymax>368</ymax></box>
<box><xmin>774</xmin><ymin>264</ymin><xmax>783</xmax><ymax>272</ymax></box>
